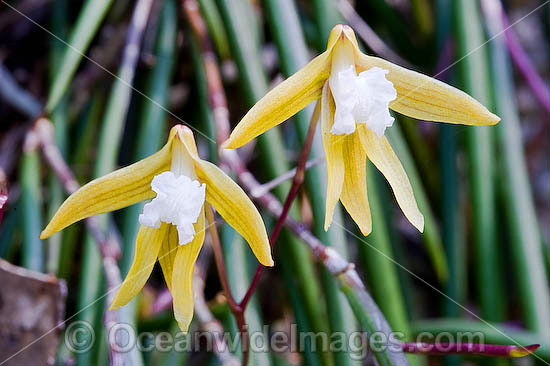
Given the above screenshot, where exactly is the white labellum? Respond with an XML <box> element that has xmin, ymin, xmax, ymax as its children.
<box><xmin>328</xmin><ymin>42</ymin><xmax>397</xmax><ymax>137</ymax></box>
<box><xmin>139</xmin><ymin>171</ymin><xmax>206</xmax><ymax>245</ymax></box>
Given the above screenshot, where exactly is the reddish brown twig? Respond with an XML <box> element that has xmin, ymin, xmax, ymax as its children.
<box><xmin>402</xmin><ymin>342</ymin><xmax>539</xmax><ymax>358</ymax></box>
<box><xmin>204</xmin><ymin>205</ymin><xmax>249</xmax><ymax>365</ymax></box>
<box><xmin>193</xmin><ymin>249</ymin><xmax>241</xmax><ymax>366</ymax></box>
<box><xmin>239</xmin><ymin>101</ymin><xmax>320</xmax><ymax>310</ymax></box>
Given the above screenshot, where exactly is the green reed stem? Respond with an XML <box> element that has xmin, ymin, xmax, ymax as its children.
<box><xmin>46</xmin><ymin>0</ymin><xmax>69</xmax><ymax>275</ymax></box>
<box><xmin>455</xmin><ymin>0</ymin><xmax>503</xmax><ymax>322</ymax></box>
<box><xmin>386</xmin><ymin>123</ymin><xmax>448</xmax><ymax>283</ymax></box>
<box><xmin>483</xmin><ymin>0</ymin><xmax>550</xmax><ymax>341</ymax></box>
<box><xmin>46</xmin><ymin>0</ymin><xmax>114</xmax><ymax>113</ymax></box>
<box><xmin>436</xmin><ymin>3</ymin><xmax>465</xmax><ymax>366</ymax></box>
<box><xmin>20</xmin><ymin>148</ymin><xmax>43</xmax><ymax>272</ymax></box>
<box><xmin>76</xmin><ymin>0</ymin><xmax>153</xmax><ymax>362</ymax></box>
<box><xmin>197</xmin><ymin>0</ymin><xmax>230</xmax><ymax>59</ymax></box>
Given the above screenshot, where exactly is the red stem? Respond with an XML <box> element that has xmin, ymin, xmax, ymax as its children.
<box><xmin>402</xmin><ymin>342</ymin><xmax>539</xmax><ymax>358</ymax></box>
<box><xmin>239</xmin><ymin>102</ymin><xmax>320</xmax><ymax>310</ymax></box>
<box><xmin>205</xmin><ymin>206</ymin><xmax>242</xmax><ymax>314</ymax></box>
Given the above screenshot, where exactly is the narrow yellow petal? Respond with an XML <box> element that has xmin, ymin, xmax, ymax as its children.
<box><xmin>358</xmin><ymin>126</ymin><xmax>424</xmax><ymax>232</ymax></box>
<box><xmin>340</xmin><ymin>132</ymin><xmax>372</xmax><ymax>235</ymax></box>
<box><xmin>174</xmin><ymin>127</ymin><xmax>273</xmax><ymax>266</ymax></box>
<box><xmin>321</xmin><ymin>83</ymin><xmax>345</xmax><ymax>231</ymax></box>
<box><xmin>195</xmin><ymin>160</ymin><xmax>273</xmax><ymax>266</ymax></box>
<box><xmin>41</xmin><ymin>143</ymin><xmax>172</xmax><ymax>239</ymax></box>
<box><xmin>355</xmin><ymin>53</ymin><xmax>500</xmax><ymax>125</ymax></box>
<box><xmin>172</xmin><ymin>208</ymin><xmax>205</xmax><ymax>332</ymax></box>
<box><xmin>110</xmin><ymin>224</ymin><xmax>169</xmax><ymax>310</ymax></box>
<box><xmin>224</xmin><ymin>51</ymin><xmax>332</xmax><ymax>149</ymax></box>
<box><xmin>158</xmin><ymin>225</ymin><xmax>179</xmax><ymax>293</ymax></box>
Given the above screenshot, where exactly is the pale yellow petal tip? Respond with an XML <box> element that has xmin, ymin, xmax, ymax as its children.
<box><xmin>221</xmin><ymin>138</ymin><xmax>236</xmax><ymax>150</ymax></box>
<box><xmin>414</xmin><ymin>214</ymin><xmax>425</xmax><ymax>233</ymax></box>
<box><xmin>358</xmin><ymin>225</ymin><xmax>372</xmax><ymax>237</ymax></box>
<box><xmin>327</xmin><ymin>24</ymin><xmax>359</xmax><ymax>51</ymax></box>
<box><xmin>176</xmin><ymin>318</ymin><xmax>192</xmax><ymax>333</ymax></box>
<box><xmin>41</xmin><ymin>221</ymin><xmax>60</xmax><ymax>239</ymax></box>
<box><xmin>488</xmin><ymin>113</ymin><xmax>501</xmax><ymax>125</ymax></box>
<box><xmin>256</xmin><ymin>248</ymin><xmax>275</xmax><ymax>267</ymax></box>
<box><xmin>264</xmin><ymin>256</ymin><xmax>275</xmax><ymax>267</ymax></box>
<box><xmin>169</xmin><ymin>124</ymin><xmax>189</xmax><ymax>139</ymax></box>
<box><xmin>324</xmin><ymin>214</ymin><xmax>334</xmax><ymax>232</ymax></box>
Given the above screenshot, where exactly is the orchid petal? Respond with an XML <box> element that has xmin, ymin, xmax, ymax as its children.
<box><xmin>355</xmin><ymin>54</ymin><xmax>500</xmax><ymax>125</ymax></box>
<box><xmin>172</xmin><ymin>207</ymin><xmax>205</xmax><ymax>332</ymax></box>
<box><xmin>321</xmin><ymin>83</ymin><xmax>345</xmax><ymax>230</ymax></box>
<box><xmin>41</xmin><ymin>143</ymin><xmax>172</xmax><ymax>239</ymax></box>
<box><xmin>358</xmin><ymin>126</ymin><xmax>424</xmax><ymax>232</ymax></box>
<box><xmin>110</xmin><ymin>224</ymin><xmax>169</xmax><ymax>309</ymax></box>
<box><xmin>197</xmin><ymin>160</ymin><xmax>273</xmax><ymax>266</ymax></box>
<box><xmin>340</xmin><ymin>132</ymin><xmax>372</xmax><ymax>235</ymax></box>
<box><xmin>176</xmin><ymin>127</ymin><xmax>273</xmax><ymax>267</ymax></box>
<box><xmin>223</xmin><ymin>51</ymin><xmax>332</xmax><ymax>149</ymax></box>
<box><xmin>158</xmin><ymin>225</ymin><xmax>179</xmax><ymax>293</ymax></box>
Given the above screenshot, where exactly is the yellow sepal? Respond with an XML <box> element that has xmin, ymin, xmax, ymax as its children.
<box><xmin>340</xmin><ymin>132</ymin><xmax>372</xmax><ymax>235</ymax></box>
<box><xmin>358</xmin><ymin>126</ymin><xmax>424</xmax><ymax>232</ymax></box>
<box><xmin>41</xmin><ymin>142</ymin><xmax>172</xmax><ymax>239</ymax></box>
<box><xmin>172</xmin><ymin>207</ymin><xmax>205</xmax><ymax>332</ymax></box>
<box><xmin>177</xmin><ymin>127</ymin><xmax>273</xmax><ymax>267</ymax></box>
<box><xmin>355</xmin><ymin>53</ymin><xmax>500</xmax><ymax>125</ymax></box>
<box><xmin>224</xmin><ymin>52</ymin><xmax>332</xmax><ymax>149</ymax></box>
<box><xmin>197</xmin><ymin>159</ymin><xmax>273</xmax><ymax>266</ymax></box>
<box><xmin>321</xmin><ymin>83</ymin><xmax>345</xmax><ymax>231</ymax></box>
<box><xmin>158</xmin><ymin>225</ymin><xmax>179</xmax><ymax>293</ymax></box>
<box><xmin>110</xmin><ymin>224</ymin><xmax>169</xmax><ymax>310</ymax></box>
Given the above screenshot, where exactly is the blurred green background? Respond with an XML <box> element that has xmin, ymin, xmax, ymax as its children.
<box><xmin>0</xmin><ymin>0</ymin><xmax>548</xmax><ymax>365</ymax></box>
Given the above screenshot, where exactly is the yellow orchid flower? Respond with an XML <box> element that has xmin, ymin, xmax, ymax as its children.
<box><xmin>224</xmin><ymin>24</ymin><xmax>500</xmax><ymax>236</ymax></box>
<box><xmin>41</xmin><ymin>125</ymin><xmax>273</xmax><ymax>331</ymax></box>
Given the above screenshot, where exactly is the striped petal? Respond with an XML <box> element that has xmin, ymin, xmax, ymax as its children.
<box><xmin>41</xmin><ymin>142</ymin><xmax>172</xmax><ymax>239</ymax></box>
<box><xmin>196</xmin><ymin>160</ymin><xmax>273</xmax><ymax>266</ymax></box>
<box><xmin>158</xmin><ymin>225</ymin><xmax>179</xmax><ymax>293</ymax></box>
<box><xmin>223</xmin><ymin>53</ymin><xmax>332</xmax><ymax>149</ymax></box>
<box><xmin>340</xmin><ymin>132</ymin><xmax>372</xmax><ymax>235</ymax></box>
<box><xmin>177</xmin><ymin>127</ymin><xmax>273</xmax><ymax>267</ymax></box>
<box><xmin>110</xmin><ymin>224</ymin><xmax>169</xmax><ymax>309</ymax></box>
<box><xmin>355</xmin><ymin>53</ymin><xmax>500</xmax><ymax>126</ymax></box>
<box><xmin>358</xmin><ymin>126</ymin><xmax>424</xmax><ymax>232</ymax></box>
<box><xmin>172</xmin><ymin>207</ymin><xmax>205</xmax><ymax>332</ymax></box>
<box><xmin>321</xmin><ymin>82</ymin><xmax>345</xmax><ymax>230</ymax></box>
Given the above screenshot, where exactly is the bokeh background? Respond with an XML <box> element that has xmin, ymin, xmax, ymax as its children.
<box><xmin>0</xmin><ymin>0</ymin><xmax>548</xmax><ymax>365</ymax></box>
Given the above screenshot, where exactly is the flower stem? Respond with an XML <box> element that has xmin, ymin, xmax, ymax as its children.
<box><xmin>204</xmin><ymin>205</ymin><xmax>249</xmax><ymax>364</ymax></box>
<box><xmin>239</xmin><ymin>101</ymin><xmax>320</xmax><ymax>310</ymax></box>
<box><xmin>205</xmin><ymin>206</ymin><xmax>240</xmax><ymax>313</ymax></box>
<box><xmin>402</xmin><ymin>343</ymin><xmax>539</xmax><ymax>358</ymax></box>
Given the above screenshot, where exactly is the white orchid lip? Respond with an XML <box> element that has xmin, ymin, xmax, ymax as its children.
<box><xmin>139</xmin><ymin>139</ymin><xmax>206</xmax><ymax>245</ymax></box>
<box><xmin>139</xmin><ymin>171</ymin><xmax>205</xmax><ymax>245</ymax></box>
<box><xmin>328</xmin><ymin>40</ymin><xmax>397</xmax><ymax>137</ymax></box>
